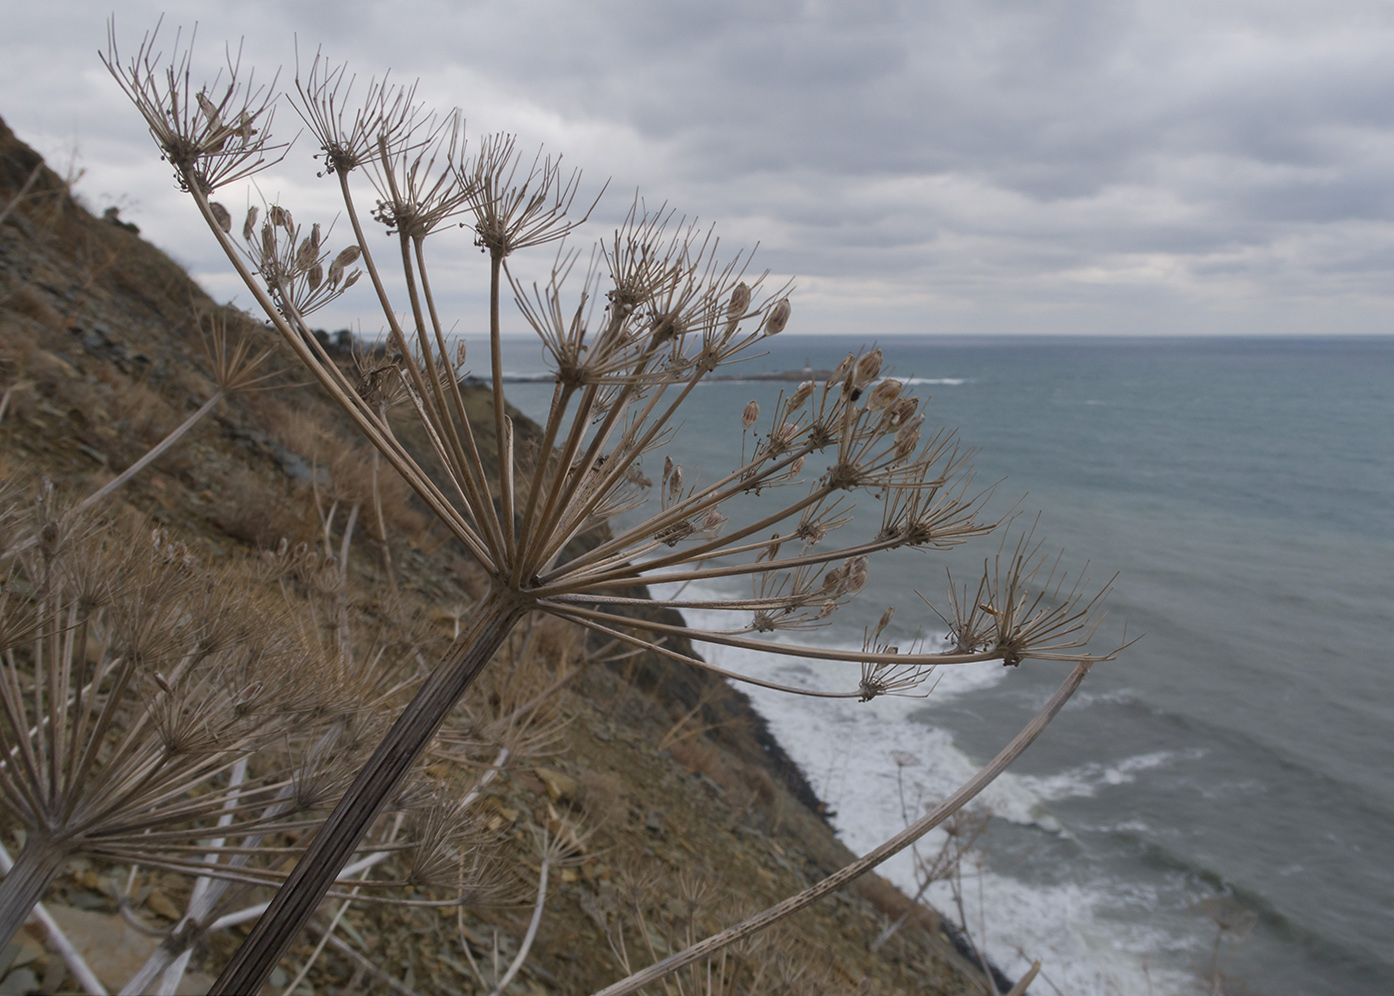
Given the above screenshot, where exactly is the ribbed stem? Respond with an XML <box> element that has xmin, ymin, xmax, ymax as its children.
<box><xmin>0</xmin><ymin>834</ymin><xmax>68</xmax><ymax>950</ymax></box>
<box><xmin>210</xmin><ymin>592</ymin><xmax>528</xmax><ymax>995</ymax></box>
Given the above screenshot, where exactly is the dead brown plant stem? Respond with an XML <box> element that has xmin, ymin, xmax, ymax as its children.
<box><xmin>1005</xmin><ymin>961</ymin><xmax>1041</xmax><ymax>996</ymax></box>
<box><xmin>486</xmin><ymin>854</ymin><xmax>549</xmax><ymax>996</ymax></box>
<box><xmin>536</xmin><ymin>347</ymin><xmax>667</xmax><ymax>550</ymax></box>
<box><xmin>509</xmin><ymin>383</ymin><xmax>574</xmax><ymax>583</ymax></box>
<box><xmin>0</xmin><ymin>163</ymin><xmax>43</xmax><ymax>228</ymax></box>
<box><xmin>370</xmin><ymin>450</ymin><xmax>398</xmax><ymax>590</ymax></box>
<box><xmin>590</xmin><ymin>660</ymin><xmax>1091</xmax><ymax>996</ymax></box>
<box><xmin>190</xmin><ymin>182</ymin><xmax>490</xmax><ymax>566</ymax></box>
<box><xmin>542</xmin><ymin>609</ymin><xmax>868</xmax><ymax>698</ymax></box>
<box><xmin>488</xmin><ymin>253</ymin><xmax>514</xmax><ymax>559</ymax></box>
<box><xmin>411</xmin><ymin>236</ymin><xmax>500</xmax><ymax>556</ymax></box>
<box><xmin>0</xmin><ymin>842</ymin><xmax>105</xmax><ymax>995</ymax></box>
<box><xmin>550</xmin><ymin>602</ymin><xmax>1000</xmax><ymax>666</ymax></box>
<box><xmin>393</xmin><ymin>231</ymin><xmax>480</xmax><ymax>535</ymax></box>
<box><xmin>0</xmin><ymin>832</ymin><xmax>69</xmax><ymax>949</ymax></box>
<box><xmin>209</xmin><ymin>591</ymin><xmax>529</xmax><ymax>995</ymax></box>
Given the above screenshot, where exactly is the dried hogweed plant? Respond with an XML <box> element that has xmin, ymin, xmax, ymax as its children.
<box><xmin>104</xmin><ymin>22</ymin><xmax>1125</xmax><ymax>994</ymax></box>
<box><xmin>0</xmin><ymin>480</ymin><xmax>563</xmax><ymax>995</ymax></box>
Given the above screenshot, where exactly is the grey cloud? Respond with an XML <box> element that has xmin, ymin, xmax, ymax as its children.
<box><xmin>7</xmin><ymin>0</ymin><xmax>1394</xmax><ymax>335</ymax></box>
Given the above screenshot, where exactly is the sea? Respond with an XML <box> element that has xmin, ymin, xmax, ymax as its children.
<box><xmin>492</xmin><ymin>333</ymin><xmax>1394</xmax><ymax>996</ymax></box>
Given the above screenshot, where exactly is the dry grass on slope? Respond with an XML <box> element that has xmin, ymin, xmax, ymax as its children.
<box><xmin>0</xmin><ymin>115</ymin><xmax>992</xmax><ymax>996</ymax></box>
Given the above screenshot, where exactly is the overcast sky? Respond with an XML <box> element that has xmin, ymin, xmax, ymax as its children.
<box><xmin>7</xmin><ymin>1</ymin><xmax>1394</xmax><ymax>336</ymax></box>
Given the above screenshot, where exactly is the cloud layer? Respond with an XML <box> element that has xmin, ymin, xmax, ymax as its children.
<box><xmin>8</xmin><ymin>0</ymin><xmax>1394</xmax><ymax>335</ymax></box>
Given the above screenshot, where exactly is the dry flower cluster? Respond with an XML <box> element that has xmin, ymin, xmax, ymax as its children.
<box><xmin>0</xmin><ymin>19</ymin><xmax>1124</xmax><ymax>995</ymax></box>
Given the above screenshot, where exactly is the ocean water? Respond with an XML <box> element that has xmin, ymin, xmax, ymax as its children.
<box><xmin>495</xmin><ymin>334</ymin><xmax>1394</xmax><ymax>995</ymax></box>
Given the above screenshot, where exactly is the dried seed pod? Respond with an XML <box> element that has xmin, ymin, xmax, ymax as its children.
<box><xmin>667</xmin><ymin>464</ymin><xmax>683</xmax><ymax>502</ymax></box>
<box><xmin>886</xmin><ymin>396</ymin><xmax>919</xmax><ymax>428</ymax></box>
<box><xmin>269</xmin><ymin>204</ymin><xmax>294</xmax><ymax>232</ymax></box>
<box><xmin>765</xmin><ymin>298</ymin><xmax>791</xmax><ymax>335</ymax></box>
<box><xmin>456</xmin><ymin>340</ymin><xmax>467</xmax><ymax>367</ymax></box>
<box><xmin>657</xmin><ymin>520</ymin><xmax>694</xmax><ymax>546</ymax></box>
<box><xmin>893</xmin><ymin>414</ymin><xmax>924</xmax><ymax>460</ymax></box>
<box><xmin>845</xmin><ymin>555</ymin><xmax>869</xmax><ymax>592</ymax></box>
<box><xmin>849</xmin><ymin>349</ymin><xmax>883</xmax><ymax>397</ymax></box>
<box><xmin>789</xmin><ymin>380</ymin><xmax>814</xmax><ymax>412</ymax></box>
<box><xmin>728</xmin><ymin>282</ymin><xmax>751</xmax><ymax>317</ymax></box>
<box><xmin>827</xmin><ymin>353</ymin><xmax>855</xmax><ymax>390</ymax></box>
<box><xmin>295</xmin><ymin>224</ymin><xmax>322</xmax><ymax>271</ymax></box>
<box><xmin>233</xmin><ymin>110</ymin><xmax>257</xmax><ymax>145</ymax></box>
<box><xmin>867</xmin><ymin>378</ymin><xmax>902</xmax><ymax>412</ymax></box>
<box><xmin>242</xmin><ymin>206</ymin><xmax>259</xmax><ymax>242</ymax></box>
<box><xmin>210</xmin><ymin>201</ymin><xmax>232</xmax><ymax>233</ymax></box>
<box><xmin>195</xmin><ymin>91</ymin><xmax>222</xmax><ymax>129</ymax></box>
<box><xmin>876</xmin><ymin>606</ymin><xmax>895</xmax><ymax>637</ymax></box>
<box><xmin>327</xmin><ymin>245</ymin><xmax>361</xmax><ymax>285</ymax></box>
<box><xmin>742</xmin><ymin>400</ymin><xmax>760</xmax><ymax>429</ymax></box>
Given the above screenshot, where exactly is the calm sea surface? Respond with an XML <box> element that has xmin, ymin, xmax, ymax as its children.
<box><xmin>496</xmin><ymin>334</ymin><xmax>1394</xmax><ymax>995</ymax></box>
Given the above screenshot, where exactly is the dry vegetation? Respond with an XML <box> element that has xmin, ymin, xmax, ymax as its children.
<box><xmin>0</xmin><ymin>116</ymin><xmax>1011</xmax><ymax>995</ymax></box>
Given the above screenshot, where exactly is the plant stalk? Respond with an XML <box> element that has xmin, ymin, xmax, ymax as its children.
<box><xmin>591</xmin><ymin>660</ymin><xmax>1091</xmax><ymax>996</ymax></box>
<box><xmin>0</xmin><ymin>833</ymin><xmax>69</xmax><ymax>950</ymax></box>
<box><xmin>209</xmin><ymin>592</ymin><xmax>528</xmax><ymax>995</ymax></box>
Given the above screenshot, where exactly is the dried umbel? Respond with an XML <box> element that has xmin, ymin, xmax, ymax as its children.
<box><xmin>106</xmin><ymin>23</ymin><xmax>1125</xmax><ymax>995</ymax></box>
<box><xmin>101</xmin><ymin>20</ymin><xmax>286</xmax><ymax>193</ymax></box>
<box><xmin>0</xmin><ymin>497</ymin><xmax>324</xmax><ymax>945</ymax></box>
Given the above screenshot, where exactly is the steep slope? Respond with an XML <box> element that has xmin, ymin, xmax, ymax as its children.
<box><xmin>0</xmin><ymin>116</ymin><xmax>994</xmax><ymax>996</ymax></box>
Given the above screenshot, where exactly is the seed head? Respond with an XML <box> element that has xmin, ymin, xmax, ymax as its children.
<box><xmin>765</xmin><ymin>298</ymin><xmax>791</xmax><ymax>335</ymax></box>
<box><xmin>326</xmin><ymin>245</ymin><xmax>361</xmax><ymax>286</ymax></box>
<box><xmin>827</xmin><ymin>353</ymin><xmax>855</xmax><ymax>390</ymax></box>
<box><xmin>886</xmin><ymin>396</ymin><xmax>919</xmax><ymax>428</ymax></box>
<box><xmin>295</xmin><ymin>224</ymin><xmax>322</xmax><ymax>271</ymax></box>
<box><xmin>893</xmin><ymin>414</ymin><xmax>924</xmax><ymax>461</ymax></box>
<box><xmin>848</xmin><ymin>349</ymin><xmax>883</xmax><ymax>398</ymax></box>
<box><xmin>867</xmin><ymin>378</ymin><xmax>902</xmax><ymax>412</ymax></box>
<box><xmin>210</xmin><ymin>201</ymin><xmax>231</xmax><ymax>233</ymax></box>
<box><xmin>728</xmin><ymin>281</ymin><xmax>751</xmax><ymax>317</ymax></box>
<box><xmin>789</xmin><ymin>380</ymin><xmax>815</xmax><ymax>412</ymax></box>
<box><xmin>742</xmin><ymin>400</ymin><xmax>760</xmax><ymax>430</ymax></box>
<box><xmin>845</xmin><ymin>555</ymin><xmax>869</xmax><ymax>593</ymax></box>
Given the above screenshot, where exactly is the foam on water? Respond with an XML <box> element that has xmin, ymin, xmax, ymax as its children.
<box><xmin>647</xmin><ymin>578</ymin><xmax>1197</xmax><ymax>996</ymax></box>
<box><xmin>1012</xmin><ymin>749</ymin><xmax>1208</xmax><ymax>806</ymax></box>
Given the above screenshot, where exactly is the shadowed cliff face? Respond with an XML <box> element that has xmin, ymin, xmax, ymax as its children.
<box><xmin>0</xmin><ymin>114</ymin><xmax>988</xmax><ymax>995</ymax></box>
